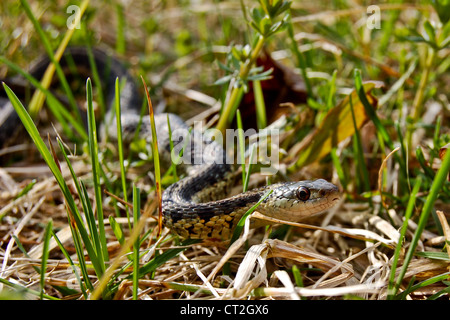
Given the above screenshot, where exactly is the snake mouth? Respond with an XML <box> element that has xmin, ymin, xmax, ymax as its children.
<box><xmin>327</xmin><ymin>194</ymin><xmax>341</xmax><ymax>206</ymax></box>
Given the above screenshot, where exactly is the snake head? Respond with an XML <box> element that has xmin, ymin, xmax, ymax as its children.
<box><xmin>260</xmin><ymin>179</ymin><xmax>340</xmax><ymax>222</ymax></box>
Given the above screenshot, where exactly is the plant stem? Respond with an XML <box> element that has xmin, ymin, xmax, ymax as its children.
<box><xmin>241</xmin><ymin>35</ymin><xmax>265</xmax><ymax>78</ymax></box>
<box><xmin>216</xmin><ymin>35</ymin><xmax>266</xmax><ymax>133</ymax></box>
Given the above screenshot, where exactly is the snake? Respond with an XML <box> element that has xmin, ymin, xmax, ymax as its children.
<box><xmin>0</xmin><ymin>47</ymin><xmax>341</xmax><ymax>240</ymax></box>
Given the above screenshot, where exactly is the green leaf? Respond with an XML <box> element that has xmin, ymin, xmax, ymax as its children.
<box><xmin>432</xmin><ymin>0</ymin><xmax>450</xmax><ymax>24</ymax></box>
<box><xmin>251</xmin><ymin>7</ymin><xmax>264</xmax><ymax>25</ymax></box>
<box><xmin>416</xmin><ymin>251</ymin><xmax>450</xmax><ymax>261</ymax></box>
<box><xmin>214</xmin><ymin>75</ymin><xmax>233</xmax><ymax>86</ymax></box>
<box><xmin>260</xmin><ymin>16</ymin><xmax>272</xmax><ymax>36</ymax></box>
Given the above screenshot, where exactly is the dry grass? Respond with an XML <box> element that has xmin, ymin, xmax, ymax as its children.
<box><xmin>1</xmin><ymin>0</ymin><xmax>450</xmax><ymax>300</ymax></box>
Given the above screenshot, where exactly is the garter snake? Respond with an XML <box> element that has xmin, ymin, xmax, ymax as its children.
<box><xmin>0</xmin><ymin>47</ymin><xmax>340</xmax><ymax>240</ymax></box>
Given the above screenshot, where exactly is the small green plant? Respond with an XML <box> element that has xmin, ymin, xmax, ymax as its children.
<box><xmin>215</xmin><ymin>0</ymin><xmax>292</xmax><ymax>132</ymax></box>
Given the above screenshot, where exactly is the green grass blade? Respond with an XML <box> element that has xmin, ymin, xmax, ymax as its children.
<box><xmin>68</xmin><ymin>221</ymin><xmax>95</xmax><ymax>292</ymax></box>
<box><xmin>115</xmin><ymin>3</ymin><xmax>126</xmax><ymax>55</ymax></box>
<box><xmin>253</xmin><ymin>80</ymin><xmax>267</xmax><ymax>129</ymax></box>
<box><xmin>387</xmin><ymin>176</ymin><xmax>422</xmax><ymax>299</ymax></box>
<box><xmin>243</xmin><ymin>143</ymin><xmax>257</xmax><ymax>193</ymax></box>
<box><xmin>141</xmin><ymin>76</ymin><xmax>163</xmax><ymax>234</ymax></box>
<box><xmin>428</xmin><ymin>282</ymin><xmax>450</xmax><ymax>300</ymax></box>
<box><xmin>416</xmin><ymin>251</ymin><xmax>450</xmax><ymax>261</ymax></box>
<box><xmin>86</xmin><ymin>45</ymin><xmax>106</xmax><ymax>117</ymax></box>
<box><xmin>349</xmin><ymin>95</ymin><xmax>370</xmax><ymax>192</ymax></box>
<box><xmin>416</xmin><ymin>146</ymin><xmax>435</xmax><ymax>179</ymax></box>
<box><xmin>19</xmin><ymin>0</ymin><xmax>81</xmax><ymax>120</ymax></box>
<box><xmin>13</xmin><ymin>179</ymin><xmax>36</xmax><ymax>200</ymax></box>
<box><xmin>236</xmin><ymin>110</ymin><xmax>246</xmax><ymax>190</ymax></box>
<box><xmin>225</xmin><ymin>86</ymin><xmax>245</xmax><ymax>126</ymax></box>
<box><xmin>354</xmin><ymin>69</ymin><xmax>392</xmax><ymax>147</ymax></box>
<box><xmin>51</xmin><ymin>230</ymin><xmax>88</xmax><ymax>299</ymax></box>
<box><xmin>292</xmin><ymin>265</ymin><xmax>306</xmax><ymax>300</ymax></box>
<box><xmin>0</xmin><ymin>56</ymin><xmax>87</xmax><ymax>140</ymax></box>
<box><xmin>12</xmin><ymin>235</ymin><xmax>40</xmax><ymax>274</ymax></box>
<box><xmin>354</xmin><ymin>69</ymin><xmax>392</xmax><ymax>145</ymax></box>
<box><xmin>3</xmin><ymin>82</ymin><xmax>104</xmax><ymax>281</ymax></box>
<box><xmin>396</xmin><ymin>272</ymin><xmax>450</xmax><ymax>300</ymax></box>
<box><xmin>3</xmin><ymin>83</ymin><xmax>68</xmax><ymax>192</ymax></box>
<box><xmin>40</xmin><ymin>220</ymin><xmax>52</xmax><ymax>300</ymax></box>
<box><xmin>114</xmin><ymin>77</ymin><xmax>132</xmax><ymax>230</ymax></box>
<box><xmin>138</xmin><ymin>239</ymin><xmax>199</xmax><ymax>277</ymax></box>
<box><xmin>354</xmin><ymin>70</ymin><xmax>406</xmax><ymax>173</ymax></box>
<box><xmin>330</xmin><ymin>147</ymin><xmax>347</xmax><ymax>191</ymax></box>
<box><xmin>56</xmin><ymin>139</ymin><xmax>95</xmax><ymax>238</ymax></box>
<box><xmin>166</xmin><ymin>114</ymin><xmax>179</xmax><ymax>181</ymax></box>
<box><xmin>80</xmin><ymin>180</ymin><xmax>103</xmax><ymax>255</ymax></box>
<box><xmin>86</xmin><ymin>78</ymin><xmax>109</xmax><ymax>264</ymax></box>
<box><xmin>394</xmin><ymin>147</ymin><xmax>450</xmax><ymax>298</ymax></box>
<box><xmin>354</xmin><ymin>69</ymin><xmax>408</xmax><ymax>191</ymax></box>
<box><xmin>326</xmin><ymin>70</ymin><xmax>337</xmax><ymax>110</ymax></box>
<box><xmin>132</xmin><ymin>184</ymin><xmax>141</xmax><ymax>300</ymax></box>
<box><xmin>0</xmin><ymin>278</ymin><xmax>58</xmax><ymax>300</ymax></box>
<box><xmin>55</xmin><ymin>137</ymin><xmax>106</xmax><ymax>285</ymax></box>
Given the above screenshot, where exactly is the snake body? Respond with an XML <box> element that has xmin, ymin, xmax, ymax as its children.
<box><xmin>0</xmin><ymin>47</ymin><xmax>340</xmax><ymax>240</ymax></box>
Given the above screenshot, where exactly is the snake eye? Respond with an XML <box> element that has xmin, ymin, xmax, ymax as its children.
<box><xmin>296</xmin><ymin>186</ymin><xmax>310</xmax><ymax>201</ymax></box>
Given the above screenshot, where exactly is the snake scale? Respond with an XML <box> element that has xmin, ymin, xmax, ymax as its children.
<box><xmin>0</xmin><ymin>47</ymin><xmax>340</xmax><ymax>240</ymax></box>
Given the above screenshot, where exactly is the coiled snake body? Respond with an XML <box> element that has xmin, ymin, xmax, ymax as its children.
<box><xmin>0</xmin><ymin>48</ymin><xmax>340</xmax><ymax>240</ymax></box>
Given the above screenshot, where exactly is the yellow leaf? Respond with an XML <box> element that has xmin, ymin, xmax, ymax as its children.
<box><xmin>288</xmin><ymin>82</ymin><xmax>381</xmax><ymax>171</ymax></box>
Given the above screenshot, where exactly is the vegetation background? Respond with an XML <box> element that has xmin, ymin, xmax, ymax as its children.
<box><xmin>0</xmin><ymin>0</ymin><xmax>449</xmax><ymax>300</ymax></box>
